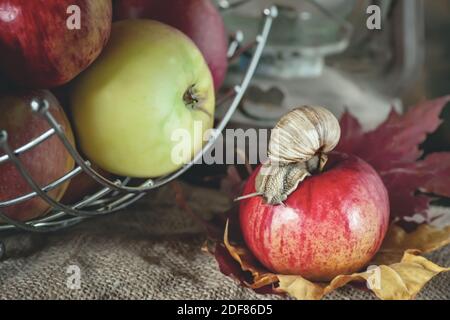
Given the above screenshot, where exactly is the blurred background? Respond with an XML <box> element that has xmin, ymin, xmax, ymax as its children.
<box><xmin>215</xmin><ymin>0</ymin><xmax>450</xmax><ymax>152</ymax></box>
<box><xmin>422</xmin><ymin>0</ymin><xmax>450</xmax><ymax>153</ymax></box>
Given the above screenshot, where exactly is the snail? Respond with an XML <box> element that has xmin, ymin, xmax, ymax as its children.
<box><xmin>236</xmin><ymin>106</ymin><xmax>341</xmax><ymax>205</ymax></box>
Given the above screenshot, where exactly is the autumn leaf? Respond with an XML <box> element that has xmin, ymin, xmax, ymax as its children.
<box><xmin>379</xmin><ymin>166</ymin><xmax>432</xmax><ymax>220</ymax></box>
<box><xmin>277</xmin><ymin>250</ymin><xmax>449</xmax><ymax>300</ymax></box>
<box><xmin>211</xmin><ymin>241</ymin><xmax>278</xmax><ymax>294</ymax></box>
<box><xmin>418</xmin><ymin>152</ymin><xmax>450</xmax><ymax>198</ymax></box>
<box><xmin>336</xmin><ymin>96</ymin><xmax>450</xmax><ymax>220</ymax></box>
<box><xmin>337</xmin><ymin>97</ymin><xmax>450</xmax><ymax>169</ymax></box>
<box><xmin>224</xmin><ymin>221</ymin><xmax>279</xmax><ymax>289</ymax></box>
<box><xmin>335</xmin><ymin>110</ymin><xmax>364</xmax><ymax>155</ymax></box>
<box><xmin>211</xmin><ymin>209</ymin><xmax>450</xmax><ymax>300</ymax></box>
<box><xmin>206</xmin><ymin>207</ymin><xmax>279</xmax><ymax>294</ymax></box>
<box><xmin>372</xmin><ymin>224</ymin><xmax>450</xmax><ymax>265</ymax></box>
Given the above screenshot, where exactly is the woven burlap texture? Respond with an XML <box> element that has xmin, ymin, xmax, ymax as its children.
<box><xmin>0</xmin><ymin>183</ymin><xmax>449</xmax><ymax>300</ymax></box>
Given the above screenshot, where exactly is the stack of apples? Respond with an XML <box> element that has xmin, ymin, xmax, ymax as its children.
<box><xmin>0</xmin><ymin>0</ymin><xmax>228</xmax><ymax>221</ymax></box>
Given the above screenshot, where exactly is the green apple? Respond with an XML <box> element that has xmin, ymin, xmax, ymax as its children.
<box><xmin>70</xmin><ymin>20</ymin><xmax>215</xmax><ymax>177</ymax></box>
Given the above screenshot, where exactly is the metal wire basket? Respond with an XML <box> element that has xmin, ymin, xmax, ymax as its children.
<box><xmin>0</xmin><ymin>5</ymin><xmax>277</xmax><ymax>247</ymax></box>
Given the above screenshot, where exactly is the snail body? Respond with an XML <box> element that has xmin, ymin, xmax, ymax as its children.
<box><xmin>238</xmin><ymin>106</ymin><xmax>341</xmax><ymax>205</ymax></box>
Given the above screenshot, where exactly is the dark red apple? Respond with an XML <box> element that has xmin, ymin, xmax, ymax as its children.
<box><xmin>62</xmin><ymin>165</ymin><xmax>113</xmax><ymax>205</ymax></box>
<box><xmin>114</xmin><ymin>0</ymin><xmax>228</xmax><ymax>90</ymax></box>
<box><xmin>52</xmin><ymin>84</ymin><xmax>113</xmax><ymax>205</ymax></box>
<box><xmin>239</xmin><ymin>153</ymin><xmax>390</xmax><ymax>281</ymax></box>
<box><xmin>0</xmin><ymin>0</ymin><xmax>112</xmax><ymax>88</ymax></box>
<box><xmin>0</xmin><ymin>90</ymin><xmax>75</xmax><ymax>221</ymax></box>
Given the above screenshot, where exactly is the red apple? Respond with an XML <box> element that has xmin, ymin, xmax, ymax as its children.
<box><xmin>114</xmin><ymin>0</ymin><xmax>228</xmax><ymax>90</ymax></box>
<box><xmin>0</xmin><ymin>90</ymin><xmax>75</xmax><ymax>221</ymax></box>
<box><xmin>239</xmin><ymin>153</ymin><xmax>390</xmax><ymax>281</ymax></box>
<box><xmin>0</xmin><ymin>0</ymin><xmax>112</xmax><ymax>88</ymax></box>
<box><xmin>62</xmin><ymin>165</ymin><xmax>113</xmax><ymax>205</ymax></box>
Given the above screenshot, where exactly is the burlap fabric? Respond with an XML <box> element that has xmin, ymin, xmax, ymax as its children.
<box><xmin>0</xmin><ymin>183</ymin><xmax>448</xmax><ymax>300</ymax></box>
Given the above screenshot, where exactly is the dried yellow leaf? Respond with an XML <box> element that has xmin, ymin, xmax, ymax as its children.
<box><xmin>278</xmin><ymin>250</ymin><xmax>449</xmax><ymax>300</ymax></box>
<box><xmin>224</xmin><ymin>221</ymin><xmax>279</xmax><ymax>289</ymax></box>
<box><xmin>223</xmin><ymin>220</ymin><xmax>450</xmax><ymax>300</ymax></box>
<box><xmin>277</xmin><ymin>276</ymin><xmax>326</xmax><ymax>300</ymax></box>
<box><xmin>384</xmin><ymin>224</ymin><xmax>450</xmax><ymax>249</ymax></box>
<box><xmin>373</xmin><ymin>224</ymin><xmax>450</xmax><ymax>265</ymax></box>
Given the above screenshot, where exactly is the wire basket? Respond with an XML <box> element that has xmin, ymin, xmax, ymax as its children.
<box><xmin>0</xmin><ymin>5</ymin><xmax>278</xmax><ymax>248</ymax></box>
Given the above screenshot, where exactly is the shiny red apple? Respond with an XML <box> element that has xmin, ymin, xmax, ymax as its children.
<box><xmin>0</xmin><ymin>90</ymin><xmax>75</xmax><ymax>221</ymax></box>
<box><xmin>114</xmin><ymin>0</ymin><xmax>228</xmax><ymax>90</ymax></box>
<box><xmin>0</xmin><ymin>0</ymin><xmax>112</xmax><ymax>88</ymax></box>
<box><xmin>239</xmin><ymin>153</ymin><xmax>390</xmax><ymax>281</ymax></box>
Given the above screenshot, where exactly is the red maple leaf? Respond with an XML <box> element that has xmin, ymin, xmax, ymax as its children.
<box><xmin>336</xmin><ymin>96</ymin><xmax>450</xmax><ymax>221</ymax></box>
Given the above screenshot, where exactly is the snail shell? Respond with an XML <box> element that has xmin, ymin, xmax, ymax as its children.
<box><xmin>268</xmin><ymin>106</ymin><xmax>341</xmax><ymax>164</ymax></box>
<box><xmin>236</xmin><ymin>106</ymin><xmax>341</xmax><ymax>205</ymax></box>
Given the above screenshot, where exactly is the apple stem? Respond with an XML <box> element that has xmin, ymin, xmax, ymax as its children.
<box><xmin>183</xmin><ymin>85</ymin><xmax>212</xmax><ymax>118</ymax></box>
<box><xmin>318</xmin><ymin>152</ymin><xmax>328</xmax><ymax>172</ymax></box>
